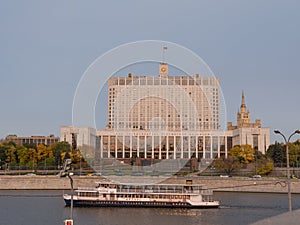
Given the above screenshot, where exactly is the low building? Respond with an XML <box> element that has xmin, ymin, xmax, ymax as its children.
<box><xmin>5</xmin><ymin>134</ymin><xmax>59</xmax><ymax>146</ymax></box>
<box><xmin>61</xmin><ymin>97</ymin><xmax>270</xmax><ymax>161</ymax></box>
<box><xmin>60</xmin><ymin>126</ymin><xmax>98</xmax><ymax>163</ymax></box>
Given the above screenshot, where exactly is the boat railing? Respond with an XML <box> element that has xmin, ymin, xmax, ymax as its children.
<box><xmin>200</xmin><ymin>189</ymin><xmax>213</xmax><ymax>195</ymax></box>
<box><xmin>77</xmin><ymin>187</ymin><xmax>98</xmax><ymax>191</ymax></box>
<box><xmin>115</xmin><ymin>187</ymin><xmax>202</xmax><ymax>194</ymax></box>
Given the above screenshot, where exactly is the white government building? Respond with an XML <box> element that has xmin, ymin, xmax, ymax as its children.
<box><xmin>60</xmin><ymin>63</ymin><xmax>270</xmax><ymax>164</ymax></box>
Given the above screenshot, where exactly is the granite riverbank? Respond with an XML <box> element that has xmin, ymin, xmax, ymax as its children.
<box><xmin>0</xmin><ymin>175</ymin><xmax>299</xmax><ymax>193</ymax></box>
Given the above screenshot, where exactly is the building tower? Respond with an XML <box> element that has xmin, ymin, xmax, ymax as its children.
<box><xmin>237</xmin><ymin>90</ymin><xmax>251</xmax><ymax>127</ymax></box>
<box><xmin>159</xmin><ymin>63</ymin><xmax>168</xmax><ymax>78</ymax></box>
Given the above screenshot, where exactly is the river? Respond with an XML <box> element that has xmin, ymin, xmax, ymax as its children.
<box><xmin>0</xmin><ymin>190</ymin><xmax>299</xmax><ymax>225</ymax></box>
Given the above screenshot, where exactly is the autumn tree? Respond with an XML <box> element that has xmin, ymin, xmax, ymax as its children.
<box><xmin>28</xmin><ymin>148</ymin><xmax>37</xmax><ymax>169</ymax></box>
<box><xmin>17</xmin><ymin>145</ymin><xmax>31</xmax><ymax>167</ymax></box>
<box><xmin>230</xmin><ymin>144</ymin><xmax>255</xmax><ymax>164</ymax></box>
<box><xmin>1</xmin><ymin>142</ymin><xmax>18</xmax><ymax>167</ymax></box>
<box><xmin>288</xmin><ymin>142</ymin><xmax>300</xmax><ymax>166</ymax></box>
<box><xmin>256</xmin><ymin>158</ymin><xmax>274</xmax><ymax>175</ymax></box>
<box><xmin>37</xmin><ymin>144</ymin><xmax>54</xmax><ymax>168</ymax></box>
<box><xmin>212</xmin><ymin>156</ymin><xmax>242</xmax><ymax>175</ymax></box>
<box><xmin>50</xmin><ymin>142</ymin><xmax>71</xmax><ymax>168</ymax></box>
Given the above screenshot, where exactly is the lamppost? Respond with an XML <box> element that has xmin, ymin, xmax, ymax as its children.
<box><xmin>60</xmin><ymin>159</ymin><xmax>74</xmax><ymax>224</ymax></box>
<box><xmin>274</xmin><ymin>129</ymin><xmax>300</xmax><ymax>212</ymax></box>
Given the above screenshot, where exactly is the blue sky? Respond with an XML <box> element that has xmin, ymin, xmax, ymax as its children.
<box><xmin>1</xmin><ymin>0</ymin><xmax>299</xmax><ymax>143</ymax></box>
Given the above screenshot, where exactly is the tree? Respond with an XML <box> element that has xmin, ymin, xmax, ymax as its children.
<box><xmin>3</xmin><ymin>142</ymin><xmax>17</xmax><ymax>167</ymax></box>
<box><xmin>28</xmin><ymin>148</ymin><xmax>37</xmax><ymax>169</ymax></box>
<box><xmin>213</xmin><ymin>156</ymin><xmax>242</xmax><ymax>175</ymax></box>
<box><xmin>230</xmin><ymin>145</ymin><xmax>255</xmax><ymax>164</ymax></box>
<box><xmin>50</xmin><ymin>142</ymin><xmax>71</xmax><ymax>168</ymax></box>
<box><xmin>17</xmin><ymin>145</ymin><xmax>30</xmax><ymax>167</ymax></box>
<box><xmin>37</xmin><ymin>144</ymin><xmax>54</xmax><ymax>168</ymax></box>
<box><xmin>0</xmin><ymin>144</ymin><xmax>8</xmax><ymax>167</ymax></box>
<box><xmin>37</xmin><ymin>144</ymin><xmax>53</xmax><ymax>161</ymax></box>
<box><xmin>266</xmin><ymin>142</ymin><xmax>285</xmax><ymax>166</ymax></box>
<box><xmin>256</xmin><ymin>158</ymin><xmax>274</xmax><ymax>175</ymax></box>
<box><xmin>288</xmin><ymin>142</ymin><xmax>300</xmax><ymax>166</ymax></box>
<box><xmin>266</xmin><ymin>141</ymin><xmax>300</xmax><ymax>167</ymax></box>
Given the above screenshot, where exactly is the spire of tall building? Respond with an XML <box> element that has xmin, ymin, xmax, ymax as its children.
<box><xmin>241</xmin><ymin>90</ymin><xmax>246</xmax><ymax>108</ymax></box>
<box><xmin>228</xmin><ymin>90</ymin><xmax>262</xmax><ymax>130</ymax></box>
<box><xmin>237</xmin><ymin>90</ymin><xmax>250</xmax><ymax>127</ymax></box>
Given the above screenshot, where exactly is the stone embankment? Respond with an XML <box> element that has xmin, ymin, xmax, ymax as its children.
<box><xmin>0</xmin><ymin>175</ymin><xmax>299</xmax><ymax>193</ymax></box>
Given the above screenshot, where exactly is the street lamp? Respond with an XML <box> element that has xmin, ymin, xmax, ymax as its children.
<box><xmin>60</xmin><ymin>159</ymin><xmax>74</xmax><ymax>224</ymax></box>
<box><xmin>274</xmin><ymin>129</ymin><xmax>300</xmax><ymax>212</ymax></box>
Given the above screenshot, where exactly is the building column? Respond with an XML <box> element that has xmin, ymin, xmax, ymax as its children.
<box><xmin>218</xmin><ymin>136</ymin><xmax>220</xmax><ymax>158</ymax></box>
<box><xmin>108</xmin><ymin>136</ymin><xmax>111</xmax><ymax>158</ymax></box>
<box><xmin>210</xmin><ymin>135</ymin><xmax>213</xmax><ymax>159</ymax></box>
<box><xmin>159</xmin><ymin>136</ymin><xmax>162</xmax><ymax>160</ymax></box>
<box><xmin>115</xmin><ymin>136</ymin><xmax>118</xmax><ymax>158</ymax></box>
<box><xmin>144</xmin><ymin>136</ymin><xmax>147</xmax><ymax>159</ymax></box>
<box><xmin>166</xmin><ymin>136</ymin><xmax>169</xmax><ymax>159</ymax></box>
<box><xmin>181</xmin><ymin>135</ymin><xmax>183</xmax><ymax>159</ymax></box>
<box><xmin>173</xmin><ymin>136</ymin><xmax>176</xmax><ymax>159</ymax></box>
<box><xmin>195</xmin><ymin>136</ymin><xmax>198</xmax><ymax>159</ymax></box>
<box><xmin>100</xmin><ymin>135</ymin><xmax>103</xmax><ymax>158</ymax></box>
<box><xmin>137</xmin><ymin>136</ymin><xmax>140</xmax><ymax>158</ymax></box>
<box><xmin>203</xmin><ymin>136</ymin><xmax>206</xmax><ymax>159</ymax></box>
<box><xmin>122</xmin><ymin>135</ymin><xmax>125</xmax><ymax>158</ymax></box>
<box><xmin>188</xmin><ymin>136</ymin><xmax>191</xmax><ymax>158</ymax></box>
<box><xmin>151</xmin><ymin>136</ymin><xmax>154</xmax><ymax>159</ymax></box>
<box><xmin>130</xmin><ymin>135</ymin><xmax>132</xmax><ymax>158</ymax></box>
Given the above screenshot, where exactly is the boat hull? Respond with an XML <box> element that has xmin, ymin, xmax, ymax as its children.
<box><xmin>64</xmin><ymin>199</ymin><xmax>219</xmax><ymax>208</ymax></box>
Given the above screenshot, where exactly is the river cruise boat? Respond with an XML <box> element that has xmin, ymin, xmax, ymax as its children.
<box><xmin>63</xmin><ymin>180</ymin><xmax>219</xmax><ymax>208</ymax></box>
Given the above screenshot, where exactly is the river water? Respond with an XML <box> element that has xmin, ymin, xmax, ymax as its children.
<box><xmin>0</xmin><ymin>190</ymin><xmax>299</xmax><ymax>225</ymax></box>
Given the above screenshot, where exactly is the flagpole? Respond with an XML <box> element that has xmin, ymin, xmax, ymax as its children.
<box><xmin>162</xmin><ymin>46</ymin><xmax>167</xmax><ymax>63</ymax></box>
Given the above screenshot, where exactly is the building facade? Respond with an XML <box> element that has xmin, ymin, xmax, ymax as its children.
<box><xmin>60</xmin><ymin>126</ymin><xmax>98</xmax><ymax>162</ymax></box>
<box><xmin>60</xmin><ymin>64</ymin><xmax>270</xmax><ymax>161</ymax></box>
<box><xmin>227</xmin><ymin>91</ymin><xmax>270</xmax><ymax>154</ymax></box>
<box><xmin>107</xmin><ymin>63</ymin><xmax>220</xmax><ymax>131</ymax></box>
<box><xmin>5</xmin><ymin>134</ymin><xmax>59</xmax><ymax>146</ymax></box>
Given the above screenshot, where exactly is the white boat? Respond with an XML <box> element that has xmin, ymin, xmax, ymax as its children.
<box><xmin>63</xmin><ymin>180</ymin><xmax>219</xmax><ymax>208</ymax></box>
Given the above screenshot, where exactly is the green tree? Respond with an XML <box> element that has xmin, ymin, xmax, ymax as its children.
<box><xmin>212</xmin><ymin>156</ymin><xmax>242</xmax><ymax>175</ymax></box>
<box><xmin>17</xmin><ymin>145</ymin><xmax>30</xmax><ymax>167</ymax></box>
<box><xmin>230</xmin><ymin>144</ymin><xmax>255</xmax><ymax>164</ymax></box>
<box><xmin>28</xmin><ymin>148</ymin><xmax>38</xmax><ymax>169</ymax></box>
<box><xmin>69</xmin><ymin>148</ymin><xmax>83</xmax><ymax>166</ymax></box>
<box><xmin>256</xmin><ymin>158</ymin><xmax>274</xmax><ymax>175</ymax></box>
<box><xmin>3</xmin><ymin>142</ymin><xmax>17</xmax><ymax>167</ymax></box>
<box><xmin>0</xmin><ymin>144</ymin><xmax>8</xmax><ymax>167</ymax></box>
<box><xmin>23</xmin><ymin>143</ymin><xmax>37</xmax><ymax>150</ymax></box>
<box><xmin>289</xmin><ymin>142</ymin><xmax>300</xmax><ymax>166</ymax></box>
<box><xmin>266</xmin><ymin>142</ymin><xmax>285</xmax><ymax>166</ymax></box>
<box><xmin>50</xmin><ymin>142</ymin><xmax>71</xmax><ymax>168</ymax></box>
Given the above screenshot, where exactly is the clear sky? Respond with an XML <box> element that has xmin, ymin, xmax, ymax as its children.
<box><xmin>1</xmin><ymin>0</ymin><xmax>299</xmax><ymax>143</ymax></box>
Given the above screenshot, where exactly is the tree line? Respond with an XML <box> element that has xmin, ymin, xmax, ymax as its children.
<box><xmin>0</xmin><ymin>141</ymin><xmax>86</xmax><ymax>170</ymax></box>
<box><xmin>213</xmin><ymin>140</ymin><xmax>300</xmax><ymax>176</ymax></box>
<box><xmin>1</xmin><ymin>139</ymin><xmax>299</xmax><ymax>174</ymax></box>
